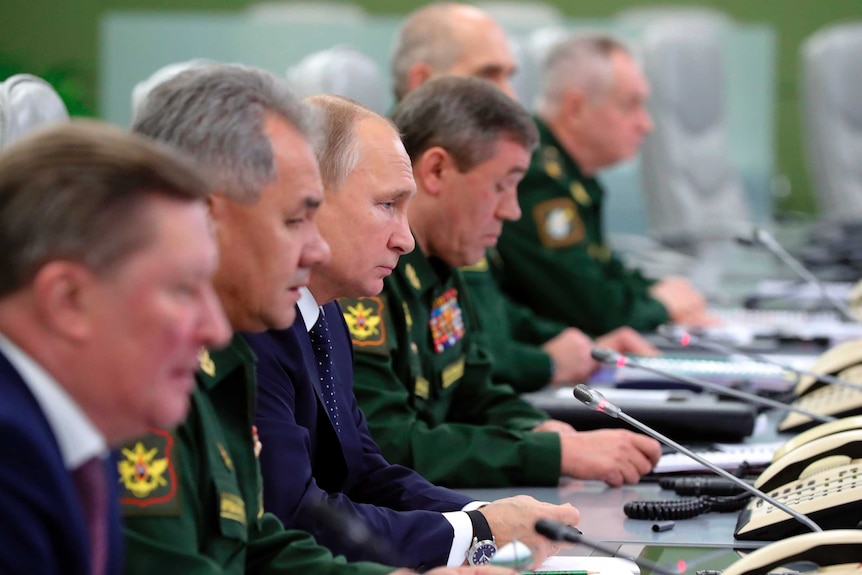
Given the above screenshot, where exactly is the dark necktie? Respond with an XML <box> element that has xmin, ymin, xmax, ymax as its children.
<box><xmin>309</xmin><ymin>310</ymin><xmax>341</xmax><ymax>433</ymax></box>
<box><xmin>71</xmin><ymin>456</ymin><xmax>108</xmax><ymax>575</ymax></box>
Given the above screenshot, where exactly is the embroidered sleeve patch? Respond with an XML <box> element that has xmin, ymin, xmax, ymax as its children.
<box><xmin>118</xmin><ymin>428</ymin><xmax>180</xmax><ymax>516</ymax></box>
<box><xmin>340</xmin><ymin>296</ymin><xmax>391</xmax><ymax>356</ymax></box>
<box><xmin>533</xmin><ymin>197</ymin><xmax>585</xmax><ymax>248</ymax></box>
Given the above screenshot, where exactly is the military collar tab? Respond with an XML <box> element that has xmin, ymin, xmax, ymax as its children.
<box><xmin>399</xmin><ymin>248</ymin><xmax>443</xmax><ymax>293</ymax></box>
<box><xmin>197</xmin><ymin>334</ymin><xmax>255</xmax><ymax>390</ymax></box>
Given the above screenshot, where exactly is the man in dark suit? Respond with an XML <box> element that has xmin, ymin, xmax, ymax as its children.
<box><xmin>0</xmin><ymin>121</ymin><xmax>230</xmax><ymax>575</ymax></box>
<box><xmin>245</xmin><ymin>95</ymin><xmax>581</xmax><ymax>571</ymax></box>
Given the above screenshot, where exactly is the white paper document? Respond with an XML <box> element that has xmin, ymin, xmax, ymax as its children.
<box><xmin>528</xmin><ymin>555</ymin><xmax>641</xmax><ymax>575</ymax></box>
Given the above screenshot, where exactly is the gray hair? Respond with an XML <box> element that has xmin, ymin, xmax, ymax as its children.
<box><xmin>393</xmin><ymin>76</ymin><xmax>538</xmax><ymax>172</ymax></box>
<box><xmin>132</xmin><ymin>63</ymin><xmax>319</xmax><ymax>203</ymax></box>
<box><xmin>536</xmin><ymin>34</ymin><xmax>631</xmax><ymax>116</ymax></box>
<box><xmin>305</xmin><ymin>94</ymin><xmax>396</xmax><ymax>191</ymax></box>
<box><xmin>0</xmin><ymin>120</ymin><xmax>210</xmax><ymax>297</ymax></box>
<box><xmin>390</xmin><ymin>2</ymin><xmax>465</xmax><ymax>101</ymax></box>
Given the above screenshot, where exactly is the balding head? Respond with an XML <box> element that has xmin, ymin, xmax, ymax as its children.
<box><xmin>390</xmin><ymin>2</ymin><xmax>516</xmax><ymax>100</ymax></box>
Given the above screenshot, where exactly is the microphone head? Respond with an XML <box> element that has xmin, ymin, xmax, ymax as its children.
<box><xmin>534</xmin><ymin>519</ymin><xmax>574</xmax><ymax>542</ymax></box>
<box><xmin>572</xmin><ymin>384</ymin><xmax>621</xmax><ymax>417</ymax></box>
<box><xmin>590</xmin><ymin>347</ymin><xmax>618</xmax><ymax>363</ymax></box>
<box><xmin>572</xmin><ymin>384</ymin><xmax>597</xmax><ymax>406</ymax></box>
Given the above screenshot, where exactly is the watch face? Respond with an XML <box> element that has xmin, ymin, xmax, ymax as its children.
<box><xmin>469</xmin><ymin>541</ymin><xmax>497</xmax><ymax>565</ymax></box>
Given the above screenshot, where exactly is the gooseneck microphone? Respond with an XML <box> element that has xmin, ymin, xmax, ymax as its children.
<box><xmin>658</xmin><ymin>324</ymin><xmax>862</xmax><ymax>393</ymax></box>
<box><xmin>571</xmin><ymin>384</ymin><xmax>822</xmax><ymax>534</ymax></box>
<box><xmin>591</xmin><ymin>347</ymin><xmax>835</xmax><ymax>424</ymax></box>
<box><xmin>535</xmin><ymin>519</ymin><xmax>678</xmax><ymax>575</ymax></box>
<box><xmin>736</xmin><ymin>227</ymin><xmax>856</xmax><ymax>322</ymax></box>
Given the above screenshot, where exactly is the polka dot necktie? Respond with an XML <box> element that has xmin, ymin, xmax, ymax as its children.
<box><xmin>309</xmin><ymin>310</ymin><xmax>340</xmax><ymax>433</ymax></box>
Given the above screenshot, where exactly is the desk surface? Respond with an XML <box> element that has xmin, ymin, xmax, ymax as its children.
<box><xmin>461</xmin><ymin>480</ymin><xmax>770</xmax><ymax>551</ymax></box>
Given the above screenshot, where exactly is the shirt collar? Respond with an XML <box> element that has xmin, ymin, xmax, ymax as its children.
<box><xmin>0</xmin><ymin>331</ymin><xmax>107</xmax><ymax>469</ymax></box>
<box><xmin>298</xmin><ymin>287</ymin><xmax>321</xmax><ymax>332</ymax></box>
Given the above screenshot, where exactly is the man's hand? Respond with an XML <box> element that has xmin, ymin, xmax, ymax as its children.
<box><xmin>533</xmin><ymin>419</ymin><xmax>577</xmax><ymax>435</ymax></box>
<box><xmin>649</xmin><ymin>277</ymin><xmax>713</xmax><ymax>325</ymax></box>
<box><xmin>480</xmin><ymin>495</ymin><xmax>581</xmax><ymax>569</ymax></box>
<box><xmin>542</xmin><ymin>328</ymin><xmax>597</xmax><ymax>385</ymax></box>
<box><xmin>594</xmin><ymin>327</ymin><xmax>659</xmax><ymax>357</ymax></box>
<box><xmin>559</xmin><ymin>429</ymin><xmax>661</xmax><ymax>486</ymax></box>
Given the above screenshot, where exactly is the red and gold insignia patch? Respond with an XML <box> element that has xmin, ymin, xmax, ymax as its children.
<box><xmin>343</xmin><ymin>297</ymin><xmax>386</xmax><ymax>346</ymax></box>
<box><xmin>429</xmin><ymin>288</ymin><xmax>465</xmax><ymax>353</ymax></box>
<box><xmin>118</xmin><ymin>428</ymin><xmax>180</xmax><ymax>516</ymax></box>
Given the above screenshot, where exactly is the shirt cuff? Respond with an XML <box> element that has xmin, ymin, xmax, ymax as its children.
<box><xmin>442</xmin><ymin>511</ymin><xmax>473</xmax><ymax>566</ymax></box>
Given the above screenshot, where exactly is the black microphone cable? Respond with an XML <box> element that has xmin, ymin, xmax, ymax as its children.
<box><xmin>623</xmin><ymin>492</ymin><xmax>752</xmax><ymax>521</ymax></box>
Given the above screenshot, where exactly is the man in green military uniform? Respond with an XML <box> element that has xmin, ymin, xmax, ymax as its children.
<box><xmin>390</xmin><ymin>4</ymin><xmax>659</xmax><ymax>393</ymax></box>
<box><xmin>345</xmin><ymin>76</ymin><xmax>661</xmax><ymax>489</ymax></box>
<box><xmin>460</xmin><ymin>252</ymin><xmax>657</xmax><ymax>392</ymax></box>
<box><xmin>497</xmin><ymin>34</ymin><xmax>714</xmax><ymax>336</ymax></box>
<box><xmin>118</xmin><ymin>64</ymin><xmax>507</xmax><ymax>575</ymax></box>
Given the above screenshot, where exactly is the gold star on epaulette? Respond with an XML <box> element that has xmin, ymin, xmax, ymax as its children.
<box><xmin>402</xmin><ymin>302</ymin><xmax>413</xmax><ymax>329</ymax></box>
<box><xmin>405</xmin><ymin>263</ymin><xmax>421</xmax><ymax>290</ymax></box>
<box><xmin>570</xmin><ymin>182</ymin><xmax>592</xmax><ymax>206</ymax></box>
<box><xmin>198</xmin><ymin>349</ymin><xmax>215</xmax><ymax>376</ymax></box>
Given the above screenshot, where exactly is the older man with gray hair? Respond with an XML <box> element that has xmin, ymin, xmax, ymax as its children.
<box><xmin>497</xmin><ymin>34</ymin><xmax>715</xmax><ymax>335</ymax></box>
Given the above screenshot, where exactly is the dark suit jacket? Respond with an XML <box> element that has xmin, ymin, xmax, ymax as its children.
<box><xmin>0</xmin><ymin>349</ymin><xmax>123</xmax><ymax>575</ymax></box>
<box><xmin>245</xmin><ymin>301</ymin><xmax>473</xmax><ymax>570</ymax></box>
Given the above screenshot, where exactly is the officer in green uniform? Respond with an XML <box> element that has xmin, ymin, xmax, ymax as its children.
<box><xmin>497</xmin><ymin>35</ymin><xmax>713</xmax><ymax>336</ymax></box>
<box><xmin>346</xmin><ymin>77</ymin><xmax>661</xmax><ymax>489</ymax></box>
<box><xmin>460</xmin><ymin>252</ymin><xmax>563</xmax><ymax>392</ymax></box>
<box><xmin>116</xmin><ymin>64</ymin><xmax>478</xmax><ymax>575</ymax></box>
<box><xmin>460</xmin><ymin>250</ymin><xmax>660</xmax><ymax>393</ymax></box>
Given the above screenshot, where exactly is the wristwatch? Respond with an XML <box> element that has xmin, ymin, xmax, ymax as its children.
<box><xmin>466</xmin><ymin>510</ymin><xmax>497</xmax><ymax>565</ymax></box>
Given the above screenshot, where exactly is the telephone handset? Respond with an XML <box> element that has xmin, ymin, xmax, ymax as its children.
<box><xmin>722</xmin><ymin>530</ymin><xmax>862</xmax><ymax>575</ymax></box>
<box><xmin>778</xmin><ymin>339</ymin><xmax>862</xmax><ymax>433</ymax></box>
<box><xmin>794</xmin><ymin>339</ymin><xmax>862</xmax><ymax>396</ymax></box>
<box><xmin>734</xmin><ymin>428</ymin><xmax>862</xmax><ymax>540</ymax></box>
<box><xmin>773</xmin><ymin>415</ymin><xmax>862</xmax><ymax>460</ymax></box>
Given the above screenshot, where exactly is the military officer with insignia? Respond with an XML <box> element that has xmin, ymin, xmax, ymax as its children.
<box><xmin>120</xmin><ymin>64</ymin><xmax>510</xmax><ymax>575</ymax></box>
<box><xmin>496</xmin><ymin>34</ymin><xmax>715</xmax><ymax>336</ymax></box>
<box><xmin>391</xmin><ymin>3</ymin><xmax>660</xmax><ymax>393</ymax></box>
<box><xmin>348</xmin><ymin>76</ymin><xmax>661</xmax><ymax>489</ymax></box>
<box><xmin>459</xmin><ymin>252</ymin><xmax>658</xmax><ymax>392</ymax></box>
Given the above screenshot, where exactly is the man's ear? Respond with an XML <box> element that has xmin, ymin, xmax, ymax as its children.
<box><xmin>565</xmin><ymin>89</ymin><xmax>588</xmax><ymax>123</ymax></box>
<box><xmin>413</xmin><ymin>146</ymin><xmax>453</xmax><ymax>197</ymax></box>
<box><xmin>31</xmin><ymin>262</ymin><xmax>97</xmax><ymax>341</ymax></box>
<box><xmin>406</xmin><ymin>62</ymin><xmax>434</xmax><ymax>94</ymax></box>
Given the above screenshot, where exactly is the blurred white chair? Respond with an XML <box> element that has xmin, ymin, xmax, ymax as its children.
<box><xmin>130</xmin><ymin>59</ymin><xmax>217</xmax><ymax>124</ymax></box>
<box><xmin>510</xmin><ymin>25</ymin><xmax>570</xmax><ymax>109</ymax></box>
<box><xmin>0</xmin><ymin>74</ymin><xmax>69</xmax><ymax>150</ymax></box>
<box><xmin>286</xmin><ymin>46</ymin><xmax>387</xmax><ymax>114</ymax></box>
<box><xmin>801</xmin><ymin>22</ymin><xmax>862</xmax><ymax>223</ymax></box>
<box><xmin>628</xmin><ymin>12</ymin><xmax>750</xmax><ymax>252</ymax></box>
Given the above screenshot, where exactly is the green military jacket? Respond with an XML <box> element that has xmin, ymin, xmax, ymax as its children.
<box><xmin>342</xmin><ymin>247</ymin><xmax>562</xmax><ymax>488</ymax></box>
<box><xmin>459</xmin><ymin>250</ymin><xmax>567</xmax><ymax>393</ymax></box>
<box><xmin>118</xmin><ymin>335</ymin><xmax>392</xmax><ymax>575</ymax></box>
<box><xmin>496</xmin><ymin>118</ymin><xmax>669</xmax><ymax>336</ymax></box>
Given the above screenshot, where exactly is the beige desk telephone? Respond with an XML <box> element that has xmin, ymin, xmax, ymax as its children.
<box><xmin>735</xmin><ymin>417</ymin><xmax>862</xmax><ymax>541</ymax></box>
<box><xmin>778</xmin><ymin>339</ymin><xmax>862</xmax><ymax>433</ymax></box>
<box><xmin>723</xmin><ymin>530</ymin><xmax>862</xmax><ymax>575</ymax></box>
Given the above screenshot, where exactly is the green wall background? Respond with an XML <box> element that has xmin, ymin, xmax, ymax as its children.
<box><xmin>1</xmin><ymin>0</ymin><xmax>861</xmax><ymax>214</ymax></box>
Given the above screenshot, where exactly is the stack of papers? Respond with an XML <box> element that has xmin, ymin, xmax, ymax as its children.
<box><xmin>652</xmin><ymin>441</ymin><xmax>783</xmax><ymax>474</ymax></box>
<box><xmin>527</xmin><ymin>556</ymin><xmax>641</xmax><ymax>575</ymax></box>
